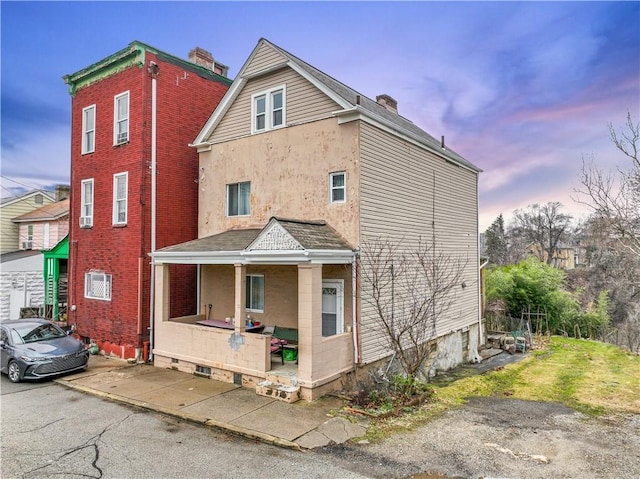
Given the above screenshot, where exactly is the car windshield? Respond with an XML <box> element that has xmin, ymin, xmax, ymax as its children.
<box><xmin>13</xmin><ymin>323</ymin><xmax>67</xmax><ymax>344</ymax></box>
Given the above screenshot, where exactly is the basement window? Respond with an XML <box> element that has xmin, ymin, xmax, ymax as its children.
<box><xmin>195</xmin><ymin>365</ymin><xmax>211</xmax><ymax>377</ymax></box>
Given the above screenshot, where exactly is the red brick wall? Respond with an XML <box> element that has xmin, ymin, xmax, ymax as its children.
<box><xmin>68</xmin><ymin>49</ymin><xmax>229</xmax><ymax>355</ymax></box>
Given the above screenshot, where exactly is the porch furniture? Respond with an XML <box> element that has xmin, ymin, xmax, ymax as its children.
<box><xmin>269</xmin><ymin>326</ymin><xmax>299</xmax><ymax>365</ymax></box>
<box><xmin>196</xmin><ymin>319</ymin><xmax>265</xmax><ymax>333</ymax></box>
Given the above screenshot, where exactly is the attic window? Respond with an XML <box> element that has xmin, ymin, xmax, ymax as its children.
<box><xmin>251</xmin><ymin>85</ymin><xmax>286</xmax><ymax>134</ymax></box>
<box><xmin>35</xmin><ymin>194</ymin><xmax>43</xmax><ymax>205</ymax></box>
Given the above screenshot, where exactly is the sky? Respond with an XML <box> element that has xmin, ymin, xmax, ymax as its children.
<box><xmin>1</xmin><ymin>1</ymin><xmax>639</xmax><ymax>231</ymax></box>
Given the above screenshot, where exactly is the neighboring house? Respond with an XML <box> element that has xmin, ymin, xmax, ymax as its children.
<box><xmin>0</xmin><ymin>250</ymin><xmax>44</xmax><ymax>321</ymax></box>
<box><xmin>43</xmin><ymin>235</ymin><xmax>69</xmax><ymax>322</ymax></box>
<box><xmin>526</xmin><ymin>242</ymin><xmax>578</xmax><ymax>269</ymax></box>
<box><xmin>151</xmin><ymin>38</ymin><xmax>482</xmax><ymax>401</ymax></box>
<box><xmin>1</xmin><ymin>190</ymin><xmax>55</xmax><ymax>253</ymax></box>
<box><xmin>13</xmin><ymin>185</ymin><xmax>70</xmax><ymax>251</ymax></box>
<box><xmin>63</xmin><ymin>41</ymin><xmax>232</xmax><ymax>359</ymax></box>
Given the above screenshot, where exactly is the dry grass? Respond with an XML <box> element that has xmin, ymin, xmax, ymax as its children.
<box><xmin>362</xmin><ymin>337</ymin><xmax>639</xmax><ymax>441</ymax></box>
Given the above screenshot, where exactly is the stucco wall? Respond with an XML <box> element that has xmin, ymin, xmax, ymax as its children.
<box><xmin>198</xmin><ymin>118</ymin><xmax>360</xmax><ymax>246</ymax></box>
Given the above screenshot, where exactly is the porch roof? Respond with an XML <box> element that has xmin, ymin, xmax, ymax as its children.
<box><xmin>151</xmin><ymin>217</ymin><xmax>356</xmax><ymax>265</ymax></box>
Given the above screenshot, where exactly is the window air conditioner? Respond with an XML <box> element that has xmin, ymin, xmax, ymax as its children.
<box><xmin>79</xmin><ymin>216</ymin><xmax>93</xmax><ymax>228</ymax></box>
<box><xmin>116</xmin><ymin>132</ymin><xmax>128</xmax><ymax>144</ymax></box>
<box><xmin>22</xmin><ymin>241</ymin><xmax>33</xmax><ymax>250</ymax></box>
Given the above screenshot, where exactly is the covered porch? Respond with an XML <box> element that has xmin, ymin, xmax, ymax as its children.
<box><xmin>151</xmin><ymin>218</ymin><xmax>357</xmax><ymax>400</ymax></box>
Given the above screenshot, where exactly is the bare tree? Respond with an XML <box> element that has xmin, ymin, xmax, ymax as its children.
<box><xmin>512</xmin><ymin>202</ymin><xmax>573</xmax><ymax>265</ymax></box>
<box><xmin>575</xmin><ymin>111</ymin><xmax>640</xmax><ymax>257</ymax></box>
<box><xmin>359</xmin><ymin>237</ymin><xmax>467</xmax><ymax>381</ymax></box>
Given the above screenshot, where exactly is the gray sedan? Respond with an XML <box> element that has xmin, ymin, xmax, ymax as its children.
<box><xmin>0</xmin><ymin>318</ymin><xmax>89</xmax><ymax>383</ymax></box>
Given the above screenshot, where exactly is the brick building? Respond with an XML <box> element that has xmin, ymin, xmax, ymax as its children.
<box><xmin>63</xmin><ymin>41</ymin><xmax>232</xmax><ymax>359</ymax></box>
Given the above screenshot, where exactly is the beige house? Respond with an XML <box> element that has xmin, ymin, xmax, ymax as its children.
<box><xmin>1</xmin><ymin>190</ymin><xmax>55</xmax><ymax>253</ymax></box>
<box><xmin>13</xmin><ymin>199</ymin><xmax>70</xmax><ymax>251</ymax></box>
<box><xmin>151</xmin><ymin>38</ymin><xmax>482</xmax><ymax>401</ymax></box>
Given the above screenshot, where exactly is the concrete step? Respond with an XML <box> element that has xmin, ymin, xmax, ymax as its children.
<box><xmin>256</xmin><ymin>380</ymin><xmax>300</xmax><ymax>403</ymax></box>
<box><xmin>265</xmin><ymin>370</ymin><xmax>298</xmax><ymax>387</ymax></box>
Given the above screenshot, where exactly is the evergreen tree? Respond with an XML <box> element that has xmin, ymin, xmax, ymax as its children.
<box><xmin>485</xmin><ymin>214</ymin><xmax>508</xmax><ymax>266</ymax></box>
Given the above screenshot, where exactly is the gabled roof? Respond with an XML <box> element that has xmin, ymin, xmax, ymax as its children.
<box><xmin>13</xmin><ymin>199</ymin><xmax>69</xmax><ymax>223</ymax></box>
<box><xmin>152</xmin><ymin>217</ymin><xmax>355</xmax><ymax>265</ymax></box>
<box><xmin>1</xmin><ymin>190</ymin><xmax>55</xmax><ymax>208</ymax></box>
<box><xmin>193</xmin><ymin>38</ymin><xmax>480</xmax><ymax>173</ymax></box>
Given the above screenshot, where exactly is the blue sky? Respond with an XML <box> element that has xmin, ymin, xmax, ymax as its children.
<box><xmin>1</xmin><ymin>1</ymin><xmax>638</xmax><ymax>231</ymax></box>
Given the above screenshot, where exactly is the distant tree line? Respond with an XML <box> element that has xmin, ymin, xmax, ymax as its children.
<box><xmin>483</xmin><ymin>112</ymin><xmax>640</xmax><ymax>353</ymax></box>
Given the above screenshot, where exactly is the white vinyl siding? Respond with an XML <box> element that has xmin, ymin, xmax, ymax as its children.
<box><xmin>112</xmin><ymin>172</ymin><xmax>128</xmax><ymax>225</ymax></box>
<box><xmin>209</xmin><ymin>68</ymin><xmax>340</xmax><ymax>144</ymax></box>
<box><xmin>358</xmin><ymin>122</ymin><xmax>479</xmax><ymax>364</ymax></box>
<box><xmin>85</xmin><ymin>271</ymin><xmax>112</xmax><ymax>301</ymax></box>
<box><xmin>114</xmin><ymin>91</ymin><xmax>129</xmax><ymax>144</ymax></box>
<box><xmin>80</xmin><ymin>179</ymin><xmax>94</xmax><ymax>228</ymax></box>
<box><xmin>81</xmin><ymin>105</ymin><xmax>96</xmax><ymax>154</ymax></box>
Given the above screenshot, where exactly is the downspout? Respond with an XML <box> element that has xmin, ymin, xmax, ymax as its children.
<box><xmin>477</xmin><ymin>172</ymin><xmax>485</xmax><ymax>348</ymax></box>
<box><xmin>351</xmin><ymin>254</ymin><xmax>360</xmax><ymax>365</ymax></box>
<box><xmin>148</xmin><ymin>61</ymin><xmax>159</xmax><ymax>362</ymax></box>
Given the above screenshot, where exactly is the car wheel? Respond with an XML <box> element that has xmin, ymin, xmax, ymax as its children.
<box><xmin>7</xmin><ymin>360</ymin><xmax>22</xmax><ymax>383</ymax></box>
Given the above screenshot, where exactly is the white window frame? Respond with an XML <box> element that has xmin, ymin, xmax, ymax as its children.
<box><xmin>80</xmin><ymin>179</ymin><xmax>94</xmax><ymax>228</ymax></box>
<box><xmin>246</xmin><ymin>274</ymin><xmax>264</xmax><ymax>313</ymax></box>
<box><xmin>112</xmin><ymin>172</ymin><xmax>128</xmax><ymax>225</ymax></box>
<box><xmin>251</xmin><ymin>85</ymin><xmax>286</xmax><ymax>134</ymax></box>
<box><xmin>329</xmin><ymin>171</ymin><xmax>346</xmax><ymax>204</ymax></box>
<box><xmin>82</xmin><ymin>105</ymin><xmax>96</xmax><ymax>154</ymax></box>
<box><xmin>113</xmin><ymin>91</ymin><xmax>129</xmax><ymax>145</ymax></box>
<box><xmin>227</xmin><ymin>181</ymin><xmax>251</xmax><ymax>217</ymax></box>
<box><xmin>322</xmin><ymin>280</ymin><xmax>345</xmax><ymax>337</ymax></box>
<box><xmin>84</xmin><ymin>271</ymin><xmax>112</xmax><ymax>301</ymax></box>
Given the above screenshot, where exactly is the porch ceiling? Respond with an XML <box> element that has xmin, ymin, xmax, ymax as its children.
<box><xmin>151</xmin><ymin>217</ymin><xmax>356</xmax><ymax>265</ymax></box>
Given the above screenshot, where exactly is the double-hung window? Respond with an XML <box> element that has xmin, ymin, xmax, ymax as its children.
<box><xmin>251</xmin><ymin>86</ymin><xmax>285</xmax><ymax>133</ymax></box>
<box><xmin>246</xmin><ymin>274</ymin><xmax>264</xmax><ymax>313</ymax></box>
<box><xmin>82</xmin><ymin>105</ymin><xmax>96</xmax><ymax>154</ymax></box>
<box><xmin>227</xmin><ymin>181</ymin><xmax>250</xmax><ymax>216</ymax></box>
<box><xmin>80</xmin><ymin>179</ymin><xmax>94</xmax><ymax>228</ymax></box>
<box><xmin>329</xmin><ymin>172</ymin><xmax>346</xmax><ymax>203</ymax></box>
<box><xmin>114</xmin><ymin>92</ymin><xmax>129</xmax><ymax>144</ymax></box>
<box><xmin>113</xmin><ymin>172</ymin><xmax>128</xmax><ymax>225</ymax></box>
<box><xmin>85</xmin><ymin>271</ymin><xmax>112</xmax><ymax>301</ymax></box>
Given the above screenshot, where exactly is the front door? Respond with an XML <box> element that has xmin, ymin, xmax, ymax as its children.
<box><xmin>322</xmin><ymin>280</ymin><xmax>344</xmax><ymax>337</ymax></box>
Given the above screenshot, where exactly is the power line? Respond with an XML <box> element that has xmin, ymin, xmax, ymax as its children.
<box><xmin>1</xmin><ymin>175</ymin><xmax>46</xmax><ymax>191</ymax></box>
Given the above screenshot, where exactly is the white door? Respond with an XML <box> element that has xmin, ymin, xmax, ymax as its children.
<box><xmin>322</xmin><ymin>280</ymin><xmax>344</xmax><ymax>337</ymax></box>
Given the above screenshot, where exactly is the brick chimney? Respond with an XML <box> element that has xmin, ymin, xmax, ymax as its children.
<box><xmin>188</xmin><ymin>47</ymin><xmax>229</xmax><ymax>77</ymax></box>
<box><xmin>55</xmin><ymin>184</ymin><xmax>70</xmax><ymax>201</ymax></box>
<box><xmin>376</xmin><ymin>94</ymin><xmax>398</xmax><ymax>114</ymax></box>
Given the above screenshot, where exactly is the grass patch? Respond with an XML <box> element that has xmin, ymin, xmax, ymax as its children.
<box><xmin>356</xmin><ymin>337</ymin><xmax>639</xmax><ymax>442</ymax></box>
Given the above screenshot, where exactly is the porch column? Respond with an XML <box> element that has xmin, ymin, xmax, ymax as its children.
<box><xmin>154</xmin><ymin>263</ymin><xmax>170</xmax><ymax>322</ymax></box>
<box><xmin>297</xmin><ymin>263</ymin><xmax>323</xmax><ymax>384</ymax></box>
<box><xmin>233</xmin><ymin>263</ymin><xmax>246</xmax><ymax>332</ymax></box>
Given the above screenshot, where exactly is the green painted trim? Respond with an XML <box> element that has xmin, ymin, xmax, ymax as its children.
<box><xmin>63</xmin><ymin>40</ymin><xmax>232</xmax><ymax>96</ymax></box>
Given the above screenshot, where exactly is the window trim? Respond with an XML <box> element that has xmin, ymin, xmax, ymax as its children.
<box><xmin>246</xmin><ymin>274</ymin><xmax>265</xmax><ymax>313</ymax></box>
<box><xmin>251</xmin><ymin>85</ymin><xmax>286</xmax><ymax>134</ymax></box>
<box><xmin>82</xmin><ymin>104</ymin><xmax>96</xmax><ymax>154</ymax></box>
<box><xmin>226</xmin><ymin>181</ymin><xmax>251</xmax><ymax>217</ymax></box>
<box><xmin>322</xmin><ymin>279</ymin><xmax>345</xmax><ymax>337</ymax></box>
<box><xmin>329</xmin><ymin>171</ymin><xmax>346</xmax><ymax>204</ymax></box>
<box><xmin>113</xmin><ymin>91</ymin><xmax>129</xmax><ymax>145</ymax></box>
<box><xmin>112</xmin><ymin>172</ymin><xmax>128</xmax><ymax>225</ymax></box>
<box><xmin>84</xmin><ymin>271</ymin><xmax>112</xmax><ymax>301</ymax></box>
<box><xmin>80</xmin><ymin>179</ymin><xmax>94</xmax><ymax>228</ymax></box>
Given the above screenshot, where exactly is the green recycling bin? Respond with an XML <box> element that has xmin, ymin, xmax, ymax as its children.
<box><xmin>283</xmin><ymin>345</ymin><xmax>298</xmax><ymax>362</ymax></box>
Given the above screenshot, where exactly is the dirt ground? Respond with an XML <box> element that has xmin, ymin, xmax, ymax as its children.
<box><xmin>317</xmin><ymin>397</ymin><xmax>640</xmax><ymax>479</ymax></box>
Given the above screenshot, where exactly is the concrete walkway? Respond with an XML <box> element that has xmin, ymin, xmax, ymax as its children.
<box><xmin>55</xmin><ymin>355</ymin><xmax>367</xmax><ymax>450</ymax></box>
<box><xmin>55</xmin><ymin>348</ymin><xmax>527</xmax><ymax>450</ymax></box>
